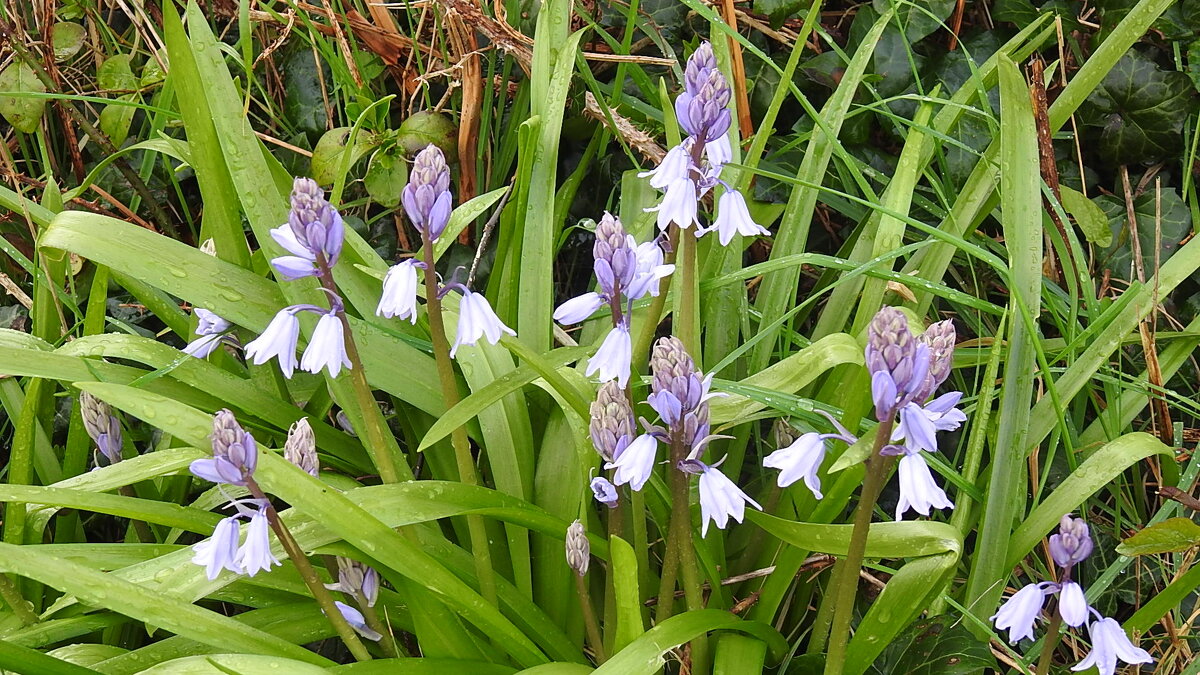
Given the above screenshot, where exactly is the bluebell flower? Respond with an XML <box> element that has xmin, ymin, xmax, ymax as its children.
<box><xmin>589</xmin><ymin>381</ymin><xmax>634</xmax><ymax>462</ymax></box>
<box><xmin>403</xmin><ymin>145</ymin><xmax>453</xmax><ymax>242</ymax></box>
<box><xmin>1050</xmin><ymin>514</ymin><xmax>1094</xmax><ymax>567</ymax></box>
<box><xmin>627</xmin><ymin>239</ymin><xmax>674</xmax><ymax>300</ymax></box>
<box><xmin>705</xmin><ymin>189</ymin><xmax>769</xmax><ymax>246</ymax></box>
<box><xmin>1059</xmin><ymin>581</ymin><xmax>1089</xmax><ymax>628</ymax></box>
<box><xmin>605</xmin><ymin>434</ymin><xmax>657</xmax><ymax>491</ymax></box>
<box><xmin>992</xmin><ymin>582</ymin><xmax>1048</xmax><ymax>643</ymax></box>
<box><xmin>300</xmin><ymin>311</ymin><xmax>351</xmax><ymax>377</ymax></box>
<box><xmin>269</xmin><ymin>177</ymin><xmax>345</xmax><ymax>276</ymax></box>
<box><xmin>553</xmin><ymin>292</ymin><xmax>605</xmax><ymax>324</ymax></box>
<box><xmin>333</xmin><ymin>601</ymin><xmax>384</xmax><ymax>641</ymax></box>
<box><xmin>895</xmin><ymin>452</ymin><xmax>952</xmax><ymax>520</ymax></box>
<box><xmin>590</xmin><ymin>476</ymin><xmax>619</xmax><ymax>508</ymax></box>
<box><xmin>190</xmin><ymin>409</ymin><xmax>258</xmax><ymax>486</ymax></box>
<box><xmin>586</xmin><ymin>324</ymin><xmax>632</xmax><ymax>387</ymax></box>
<box><xmin>763</xmin><ymin>433</ymin><xmax>830</xmax><ymax>498</ymax></box>
<box><xmin>184</xmin><ymin>308</ymin><xmax>234</xmax><ymax>358</ymax></box>
<box><xmin>235</xmin><ymin>507</ymin><xmax>280</xmax><ymax>577</ymax></box>
<box><xmin>326</xmin><ymin>557</ymin><xmax>380</xmax><ymax>608</ymax></box>
<box><xmin>192</xmin><ymin>515</ymin><xmax>242</xmax><ymax>580</ymax></box>
<box><xmin>284</xmin><ymin>418</ymin><xmax>319</xmax><ymax>477</ymax></box>
<box><xmin>1072</xmin><ymin>617</ymin><xmax>1153</xmax><ymax>675</ymax></box>
<box><xmin>245</xmin><ymin>309</ymin><xmax>301</xmax><ymax>378</ymax></box>
<box><xmin>377</xmin><ymin>259</ymin><xmax>422</xmax><ymax>322</ymax></box>
<box><xmin>451</xmin><ymin>290</ymin><xmax>514</xmax><ymax>357</ymax></box>
<box><xmin>684</xmin><ymin>458</ymin><xmax>762</xmax><ymax>537</ymax></box>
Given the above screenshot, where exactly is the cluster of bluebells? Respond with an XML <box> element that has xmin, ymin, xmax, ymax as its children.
<box><xmin>239</xmin><ymin>178</ymin><xmax>353</xmax><ymax>377</ymax></box>
<box><xmin>992</xmin><ymin>515</ymin><xmax>1153</xmax><ymax>675</ymax></box>
<box><xmin>80</xmin><ymin>391</ymin><xmax>124</xmax><ymax>468</ymax></box>
<box><xmin>594</xmin><ymin>337</ymin><xmax>760</xmax><ymax>535</ymax></box>
<box><xmin>763</xmin><ymin>307</ymin><xmax>965</xmax><ymax>520</ymax></box>
<box><xmin>641</xmin><ymin>42</ymin><xmax>769</xmax><ymax>246</ymax></box>
<box><xmin>325</xmin><ymin>556</ymin><xmax>384</xmax><ymax>641</ymax></box>
<box><xmin>376</xmin><ymin>145</ymin><xmax>514</xmax><ymax>356</ymax></box>
<box><xmin>183</xmin><ymin>240</ymin><xmax>237</xmax><ymax>358</ymax></box>
<box><xmin>188</xmin><ymin>410</ymin><xmax>280</xmax><ymax>580</ymax></box>
<box><xmin>553</xmin><ymin>213</ymin><xmax>673</xmax><ymax>387</ymax></box>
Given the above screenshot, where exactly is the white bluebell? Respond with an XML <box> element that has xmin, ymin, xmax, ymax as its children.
<box><xmin>451</xmin><ymin>291</ymin><xmax>515</xmax><ymax>357</ymax></box>
<box><xmin>192</xmin><ymin>515</ymin><xmax>242</xmax><ymax>580</ymax></box>
<box><xmin>245</xmin><ymin>309</ymin><xmax>300</xmax><ymax>378</ymax></box>
<box><xmin>695</xmin><ymin>459</ymin><xmax>762</xmax><ymax>536</ymax></box>
<box><xmin>301</xmin><ymin>312</ymin><xmax>351</xmax><ymax>377</ymax></box>
<box><xmin>991</xmin><ymin>583</ymin><xmax>1047</xmax><ymax>643</ymax></box>
<box><xmin>1071</xmin><ymin>617</ymin><xmax>1153</xmax><ymax>675</ymax></box>
<box><xmin>605</xmin><ymin>434</ymin><xmax>657</xmax><ymax>492</ymax></box>
<box><xmin>377</xmin><ymin>259</ymin><xmax>421</xmax><ymax>323</ymax></box>
<box><xmin>895</xmin><ymin>452</ymin><xmax>953</xmax><ymax>520</ymax></box>
<box><xmin>235</xmin><ymin>508</ymin><xmax>280</xmax><ymax>577</ymax></box>
<box><xmin>586</xmin><ymin>324</ymin><xmax>632</xmax><ymax>387</ymax></box>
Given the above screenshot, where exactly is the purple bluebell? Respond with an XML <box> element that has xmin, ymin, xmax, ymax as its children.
<box><xmin>565</xmin><ymin>520</ymin><xmax>590</xmax><ymax>577</ymax></box>
<box><xmin>333</xmin><ymin>601</ymin><xmax>384</xmax><ymax>641</ymax></box>
<box><xmin>451</xmin><ymin>290</ymin><xmax>515</xmax><ymax>357</ymax></box>
<box><xmin>184</xmin><ymin>308</ymin><xmax>234</xmax><ymax>358</ymax></box>
<box><xmin>648</xmin><ymin>172</ymin><xmax>702</xmax><ymax>231</ymax></box>
<box><xmin>80</xmin><ymin>391</ymin><xmax>123</xmax><ymax>467</ymax></box>
<box><xmin>377</xmin><ymin>259</ymin><xmax>422</xmax><ymax>322</ymax></box>
<box><xmin>895</xmin><ymin>452</ymin><xmax>953</xmax><ymax>520</ymax></box>
<box><xmin>235</xmin><ymin>506</ymin><xmax>280</xmax><ymax>577</ymax></box>
<box><xmin>300</xmin><ymin>311</ymin><xmax>351</xmax><ymax>377</ymax></box>
<box><xmin>192</xmin><ymin>515</ymin><xmax>242</xmax><ymax>580</ymax></box>
<box><xmin>1050</xmin><ymin>514</ymin><xmax>1094</xmax><ymax>568</ymax></box>
<box><xmin>992</xmin><ymin>582</ymin><xmax>1048</xmax><ymax>643</ymax></box>
<box><xmin>1072</xmin><ymin>617</ymin><xmax>1153</xmax><ymax>675</ymax></box>
<box><xmin>284</xmin><ymin>418</ymin><xmax>319</xmax><ymax>477</ymax></box>
<box><xmin>326</xmin><ymin>557</ymin><xmax>380</xmax><ymax>608</ymax></box>
<box><xmin>628</xmin><ymin>240</ymin><xmax>674</xmax><ymax>300</ymax></box>
<box><xmin>705</xmin><ymin>189</ymin><xmax>769</xmax><ymax>246</ymax></box>
<box><xmin>866</xmin><ymin>308</ymin><xmax>931</xmax><ymax>420</ymax></box>
<box><xmin>590</xmin><ymin>476</ymin><xmax>619</xmax><ymax>508</ymax></box>
<box><xmin>763</xmin><ymin>433</ymin><xmax>830</xmax><ymax>498</ymax></box>
<box><xmin>245</xmin><ymin>309</ymin><xmax>301</xmax><ymax>378</ymax></box>
<box><xmin>586</xmin><ymin>324</ymin><xmax>632</xmax><ymax>387</ymax></box>
<box><xmin>269</xmin><ymin>177</ymin><xmax>345</xmax><ymax>277</ymax></box>
<box><xmin>684</xmin><ymin>458</ymin><xmax>762</xmax><ymax>537</ymax></box>
<box><xmin>1059</xmin><ymin>581</ymin><xmax>1089</xmax><ymax>628</ymax></box>
<box><xmin>190</xmin><ymin>409</ymin><xmax>258</xmax><ymax>486</ymax></box>
<box><xmin>605</xmin><ymin>434</ymin><xmax>657</xmax><ymax>491</ymax></box>
<box><xmin>403</xmin><ymin>145</ymin><xmax>453</xmax><ymax>242</ymax></box>
<box><xmin>590</xmin><ymin>381</ymin><xmax>635</xmax><ymax>462</ymax></box>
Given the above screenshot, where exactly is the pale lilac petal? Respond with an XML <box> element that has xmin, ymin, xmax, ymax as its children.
<box><xmin>990</xmin><ymin>583</ymin><xmax>1046</xmax><ymax>643</ymax></box>
<box><xmin>451</xmin><ymin>292</ymin><xmax>514</xmax><ymax>356</ymax></box>
<box><xmin>1059</xmin><ymin>581</ymin><xmax>1090</xmax><ymax>627</ymax></box>
<box><xmin>377</xmin><ymin>260</ymin><xmax>421</xmax><ymax>322</ymax></box>
<box><xmin>189</xmin><ymin>457</ymin><xmax>244</xmax><ymax>485</ymax></box>
<box><xmin>192</xmin><ymin>516</ymin><xmax>242</xmax><ymax>580</ymax></box>
<box><xmin>235</xmin><ymin>510</ymin><xmax>281</xmax><ymax>577</ymax></box>
<box><xmin>705</xmin><ymin>135</ymin><xmax>732</xmax><ymax>168</ymax></box>
<box><xmin>590</xmin><ymin>476</ymin><xmax>618</xmax><ymax>508</ymax></box>
<box><xmin>646</xmin><ymin>390</ymin><xmax>682</xmax><ymax>426</ymax></box>
<box><xmin>709</xmin><ymin>189</ymin><xmax>769</xmax><ymax>246</ymax></box>
<box><xmin>605</xmin><ymin>434</ymin><xmax>657</xmax><ymax>491</ymax></box>
<box><xmin>647</xmin><ymin>178</ymin><xmax>698</xmax><ymax>231</ymax></box>
<box><xmin>871</xmin><ymin>371</ymin><xmax>898</xmax><ymax>420</ymax></box>
<box><xmin>553</xmin><ymin>292</ymin><xmax>605</xmax><ymax>325</ymax></box>
<box><xmin>895</xmin><ymin>402</ymin><xmax>939</xmax><ymax>453</ymax></box>
<box><xmin>763</xmin><ymin>433</ymin><xmax>827</xmax><ymax>498</ymax></box>
<box><xmin>245</xmin><ymin>310</ymin><xmax>300</xmax><ymax>378</ymax></box>
<box><xmin>639</xmin><ymin>143</ymin><xmax>692</xmax><ymax>190</ymax></box>
<box><xmin>895</xmin><ymin>452</ymin><xmax>953</xmax><ymax>520</ymax></box>
<box><xmin>269</xmin><ymin>224</ymin><xmax>316</xmax><ymax>259</ymax></box>
<box><xmin>585</xmin><ymin>325</ymin><xmax>632</xmax><ymax>387</ymax></box>
<box><xmin>183</xmin><ymin>333</ymin><xmax>224</xmax><ymax>358</ymax></box>
<box><xmin>300</xmin><ymin>313</ymin><xmax>351</xmax><ymax>377</ymax></box>
<box><xmin>193</xmin><ymin>308</ymin><xmax>231</xmax><ymax>335</ymax></box>
<box><xmin>271</xmin><ymin>256</ymin><xmax>319</xmax><ymax>280</ymax></box>
<box><xmin>334</xmin><ymin>601</ymin><xmax>383</xmax><ymax>641</ymax></box>
<box><xmin>1072</xmin><ymin>618</ymin><xmax>1153</xmax><ymax>675</ymax></box>
<box><xmin>697</xmin><ymin>464</ymin><xmax>761</xmax><ymax>537</ymax></box>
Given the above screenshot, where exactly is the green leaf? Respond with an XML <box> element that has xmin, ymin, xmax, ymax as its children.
<box><xmin>0</xmin><ymin>639</ymin><xmax>98</xmax><ymax>675</ymax></box>
<box><xmin>137</xmin><ymin>655</ymin><xmax>327</xmax><ymax>674</ymax></box>
<box><xmin>50</xmin><ymin>23</ymin><xmax>87</xmax><ymax>62</ymax></box>
<box><xmin>868</xmin><ymin>619</ymin><xmax>995</xmax><ymax>674</ymax></box>
<box><xmin>1116</xmin><ymin>517</ymin><xmax>1200</xmax><ymax>556</ymax></box>
<box><xmin>98</xmin><ymin>55</ymin><xmax>138</xmax><ymax>147</ymax></box>
<box><xmin>0</xmin><ymin>62</ymin><xmax>47</xmax><ymax>133</ymax></box>
<box><xmin>609</xmin><ymin>536</ymin><xmax>645</xmax><ymax>653</ymax></box>
<box><xmin>330</xmin><ymin>658</ymin><xmax>518</xmax><ymax>674</ymax></box>
<box><xmin>1081</xmin><ymin>50</ymin><xmax>1197</xmax><ymax>164</ymax></box>
<box><xmin>1095</xmin><ymin>187</ymin><xmax>1192</xmax><ymax>282</ymax></box>
<box><xmin>1060</xmin><ymin>185</ymin><xmax>1113</xmax><ymax>247</ymax></box>
<box><xmin>395</xmin><ymin>111</ymin><xmax>457</xmax><ymax>158</ymax></box>
<box><xmin>364</xmin><ymin>147</ymin><xmax>409</xmax><ymax>208</ymax></box>
<box><xmin>872</xmin><ymin>0</ymin><xmax>955</xmax><ymax>43</ymax></box>
<box><xmin>311</xmin><ymin>127</ymin><xmax>378</xmax><ymax>186</ymax></box>
<box><xmin>592</xmin><ymin>610</ymin><xmax>786</xmax><ymax>674</ymax></box>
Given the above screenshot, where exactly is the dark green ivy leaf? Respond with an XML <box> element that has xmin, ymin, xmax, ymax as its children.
<box><xmin>1117</xmin><ymin>517</ymin><xmax>1200</xmax><ymax>556</ymax></box>
<box><xmin>1082</xmin><ymin>51</ymin><xmax>1197</xmax><ymax>164</ymax></box>
<box><xmin>872</xmin><ymin>0</ymin><xmax>956</xmax><ymax>43</ymax></box>
<box><xmin>1095</xmin><ymin>186</ymin><xmax>1192</xmax><ymax>281</ymax></box>
<box><xmin>868</xmin><ymin>619</ymin><xmax>995</xmax><ymax>675</ymax></box>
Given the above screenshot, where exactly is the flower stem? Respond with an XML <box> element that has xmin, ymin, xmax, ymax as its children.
<box><xmin>419</xmin><ymin>233</ymin><xmax>498</xmax><ymax>606</ymax></box>
<box><xmin>246</xmin><ymin>479</ymin><xmax>371</xmax><ymax>662</ymax></box>
<box><xmin>361</xmin><ymin>603</ymin><xmax>403</xmax><ymax>658</ymax></box>
<box><xmin>315</xmin><ymin>264</ymin><xmax>409</xmax><ymax>483</ymax></box>
<box><xmin>576</xmin><ymin>573</ymin><xmax>607</xmax><ymax>663</ymax></box>
<box><xmin>824</xmin><ymin>419</ymin><xmax>895</xmax><ymax>675</ymax></box>
<box><xmin>1035</xmin><ymin>612</ymin><xmax>1063</xmax><ymax>675</ymax></box>
<box><xmin>676</xmin><ymin>226</ymin><xmax>701</xmax><ymax>362</ymax></box>
<box><xmin>655</xmin><ymin>432</ymin><xmax>709</xmax><ymax>672</ymax></box>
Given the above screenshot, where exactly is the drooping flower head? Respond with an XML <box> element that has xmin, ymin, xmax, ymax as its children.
<box><xmin>333</xmin><ymin>602</ymin><xmax>384</xmax><ymax>641</ymax></box>
<box><xmin>606</xmin><ymin>434</ymin><xmax>658</xmax><ymax>491</ymax></box>
<box><xmin>451</xmin><ymin>289</ymin><xmax>515</xmax><ymax>357</ymax></box>
<box><xmin>244</xmin><ymin>309</ymin><xmax>301</xmax><ymax>378</ymax></box>
<box><xmin>236</xmin><ymin>506</ymin><xmax>281</xmax><ymax>577</ymax></box>
<box><xmin>80</xmin><ymin>391</ymin><xmax>123</xmax><ymax>467</ymax></box>
<box><xmin>1072</xmin><ymin>617</ymin><xmax>1154</xmax><ymax>675</ymax></box>
<box><xmin>565</xmin><ymin>520</ymin><xmax>590</xmax><ymax>577</ymax></box>
<box><xmin>190</xmin><ymin>409</ymin><xmax>258</xmax><ymax>486</ymax></box>
<box><xmin>192</xmin><ymin>515</ymin><xmax>241</xmax><ymax>580</ymax></box>
<box><xmin>269</xmin><ymin>178</ymin><xmax>345</xmax><ymax>278</ymax></box>
<box><xmin>326</xmin><ymin>557</ymin><xmax>380</xmax><ymax>608</ymax></box>
<box><xmin>590</xmin><ymin>381</ymin><xmax>635</xmax><ymax>462</ymax></box>
<box><xmin>377</xmin><ymin>259</ymin><xmax>423</xmax><ymax>323</ymax></box>
<box><xmin>681</xmin><ymin>458</ymin><xmax>762</xmax><ymax>537</ymax></box>
<box><xmin>991</xmin><ymin>582</ymin><xmax>1049</xmax><ymax>644</ymax></box>
<box><xmin>284</xmin><ymin>418</ymin><xmax>319</xmax><ymax>477</ymax></box>
<box><xmin>300</xmin><ymin>311</ymin><xmax>352</xmax><ymax>377</ymax></box>
<box><xmin>590</xmin><ymin>476</ymin><xmax>619</xmax><ymax>508</ymax></box>
<box><xmin>403</xmin><ymin>145</ymin><xmax>453</xmax><ymax>242</ymax></box>
<box><xmin>586</xmin><ymin>324</ymin><xmax>633</xmax><ymax>387</ymax></box>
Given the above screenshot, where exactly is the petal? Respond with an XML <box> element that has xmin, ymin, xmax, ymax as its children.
<box><xmin>553</xmin><ymin>292</ymin><xmax>605</xmax><ymax>324</ymax></box>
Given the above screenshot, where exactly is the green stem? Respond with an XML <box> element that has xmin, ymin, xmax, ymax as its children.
<box><xmin>576</xmin><ymin>573</ymin><xmax>607</xmax><ymax>664</ymax></box>
<box><xmin>361</xmin><ymin>602</ymin><xmax>403</xmax><ymax>658</ymax></box>
<box><xmin>0</xmin><ymin>574</ymin><xmax>36</xmax><ymax>625</ymax></box>
<box><xmin>315</xmin><ymin>264</ymin><xmax>408</xmax><ymax>483</ymax></box>
<box><xmin>824</xmin><ymin>419</ymin><xmax>895</xmax><ymax>675</ymax></box>
<box><xmin>246</xmin><ymin>479</ymin><xmax>371</xmax><ymax>661</ymax></box>
<box><xmin>419</xmin><ymin>233</ymin><xmax>498</xmax><ymax>606</ymax></box>
<box><xmin>1035</xmin><ymin>612</ymin><xmax>1063</xmax><ymax>675</ymax></box>
<box><xmin>676</xmin><ymin>222</ymin><xmax>701</xmax><ymax>362</ymax></box>
<box><xmin>655</xmin><ymin>431</ymin><xmax>709</xmax><ymax>671</ymax></box>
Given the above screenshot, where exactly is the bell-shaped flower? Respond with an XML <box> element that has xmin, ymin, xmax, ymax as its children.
<box><xmin>1058</xmin><ymin>581</ymin><xmax>1090</xmax><ymax>628</ymax></box>
<box><xmin>991</xmin><ymin>583</ymin><xmax>1047</xmax><ymax>643</ymax></box>
<box><xmin>923</xmin><ymin>391</ymin><xmax>968</xmax><ymax>432</ymax></box>
<box><xmin>894</xmin><ymin>402</ymin><xmax>939</xmax><ymax>454</ymax></box>
<box><xmin>605</xmin><ymin>434</ymin><xmax>657</xmax><ymax>491</ymax></box>
<box><xmin>192</xmin><ymin>515</ymin><xmax>242</xmax><ymax>580</ymax></box>
<box><xmin>590</xmin><ymin>476</ymin><xmax>619</xmax><ymax>508</ymax></box>
<box><xmin>626</xmin><ymin>240</ymin><xmax>675</xmax><ymax>300</ymax></box>
<box><xmin>706</xmin><ymin>189</ymin><xmax>769</xmax><ymax>246</ymax></box>
<box><xmin>377</xmin><ymin>259</ymin><xmax>421</xmax><ymax>322</ymax></box>
<box><xmin>585</xmin><ymin>324</ymin><xmax>632</xmax><ymax>387</ymax></box>
<box><xmin>270</xmin><ymin>254</ymin><xmax>320</xmax><ymax>280</ymax></box>
<box><xmin>301</xmin><ymin>312</ymin><xmax>351</xmax><ymax>377</ymax></box>
<box><xmin>553</xmin><ymin>291</ymin><xmax>605</xmax><ymax>325</ymax></box>
<box><xmin>706</xmin><ymin>135</ymin><xmax>732</xmax><ymax>168</ymax></box>
<box><xmin>333</xmin><ymin>601</ymin><xmax>384</xmax><ymax>641</ymax></box>
<box><xmin>694</xmin><ymin>459</ymin><xmax>762</xmax><ymax>536</ymax></box>
<box><xmin>638</xmin><ymin>142</ymin><xmax>692</xmax><ymax>190</ymax></box>
<box><xmin>895</xmin><ymin>452</ymin><xmax>952</xmax><ymax>520</ymax></box>
<box><xmin>649</xmin><ymin>177</ymin><xmax>699</xmax><ymax>231</ymax></box>
<box><xmin>763</xmin><ymin>432</ymin><xmax>828</xmax><ymax>498</ymax></box>
<box><xmin>235</xmin><ymin>508</ymin><xmax>280</xmax><ymax>577</ymax></box>
<box><xmin>450</xmin><ymin>291</ymin><xmax>515</xmax><ymax>357</ymax></box>
<box><xmin>245</xmin><ymin>309</ymin><xmax>300</xmax><ymax>378</ymax></box>
<box><xmin>1071</xmin><ymin>617</ymin><xmax>1153</xmax><ymax>675</ymax></box>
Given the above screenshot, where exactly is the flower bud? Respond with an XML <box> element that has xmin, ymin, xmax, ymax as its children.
<box><xmin>402</xmin><ymin>144</ymin><xmax>453</xmax><ymax>241</ymax></box>
<box><xmin>328</xmin><ymin>557</ymin><xmax>380</xmax><ymax>607</ymax></box>
<box><xmin>565</xmin><ymin>520</ymin><xmax>590</xmax><ymax>577</ymax></box>
<box><xmin>683</xmin><ymin>42</ymin><xmax>718</xmax><ymax>95</ymax></box>
<box><xmin>590</xmin><ymin>381</ymin><xmax>634</xmax><ymax>462</ymax></box>
<box><xmin>1048</xmin><ymin>514</ymin><xmax>1093</xmax><ymax>568</ymax></box>
<box><xmin>592</xmin><ymin>213</ymin><xmax>638</xmax><ymax>297</ymax></box>
<box><xmin>190</xmin><ymin>409</ymin><xmax>258</xmax><ymax>486</ymax></box>
<box><xmin>590</xmin><ymin>476</ymin><xmax>619</xmax><ymax>508</ymax></box>
<box><xmin>287</xmin><ymin>177</ymin><xmax>345</xmax><ymax>265</ymax></box>
<box><xmin>865</xmin><ymin>308</ymin><xmax>930</xmax><ymax>417</ymax></box>
<box><xmin>284</xmin><ymin>418</ymin><xmax>319</xmax><ymax>477</ymax></box>
<box><xmin>913</xmin><ymin>319</ymin><xmax>956</xmax><ymax>402</ymax></box>
<box><xmin>80</xmin><ymin>391</ymin><xmax>122</xmax><ymax>466</ymax></box>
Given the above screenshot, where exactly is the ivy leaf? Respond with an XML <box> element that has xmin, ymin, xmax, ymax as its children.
<box><xmin>0</xmin><ymin>62</ymin><xmax>47</xmax><ymax>133</ymax></box>
<box><xmin>1095</xmin><ymin>187</ymin><xmax>1192</xmax><ymax>282</ymax></box>
<box><xmin>872</xmin><ymin>0</ymin><xmax>956</xmax><ymax>43</ymax></box>
<box><xmin>754</xmin><ymin>0</ymin><xmax>808</xmax><ymax>24</ymax></box>
<box><xmin>311</xmin><ymin>127</ymin><xmax>378</xmax><ymax>186</ymax></box>
<box><xmin>868</xmin><ymin>619</ymin><xmax>995</xmax><ymax>675</ymax></box>
<box><xmin>1117</xmin><ymin>518</ymin><xmax>1200</xmax><ymax>556</ymax></box>
<box><xmin>98</xmin><ymin>54</ymin><xmax>138</xmax><ymax>147</ymax></box>
<box><xmin>1188</xmin><ymin>39</ymin><xmax>1200</xmax><ymax>94</ymax></box>
<box><xmin>1082</xmin><ymin>51</ymin><xmax>1197</xmax><ymax>164</ymax></box>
